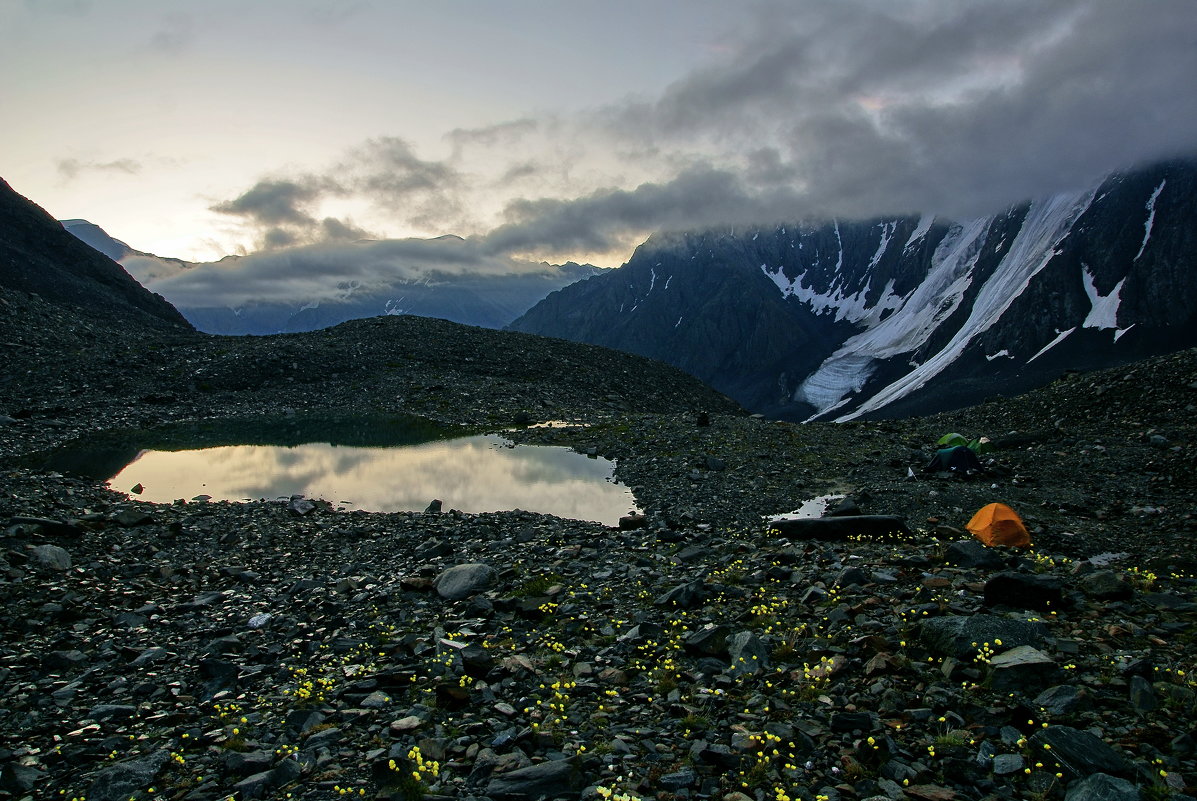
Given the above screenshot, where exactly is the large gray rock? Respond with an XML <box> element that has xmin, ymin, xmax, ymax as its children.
<box><xmin>1029</xmin><ymin>726</ymin><xmax>1132</xmax><ymax>780</ymax></box>
<box><xmin>30</xmin><ymin>543</ymin><xmax>71</xmax><ymax>571</ymax></box>
<box><xmin>86</xmin><ymin>751</ymin><xmax>169</xmax><ymax>801</ymax></box>
<box><xmin>484</xmin><ymin>759</ymin><xmax>584</xmax><ymax>799</ymax></box>
<box><xmin>988</xmin><ymin>645</ymin><xmax>1059</xmax><ymax>694</ymax></box>
<box><xmin>436</xmin><ymin>563</ymin><xmax>495</xmax><ymax>600</ymax></box>
<box><xmin>1064</xmin><ymin>773</ymin><xmax>1141</xmax><ymax>801</ymax></box>
<box><xmin>945</xmin><ymin>540</ymin><xmax>1006</xmax><ymax>570</ymax></box>
<box><xmin>726</xmin><ymin>631</ymin><xmax>769</xmax><ymax>677</ymax></box>
<box><xmin>919</xmin><ymin>614</ymin><xmax>1051</xmax><ymax>660</ymax></box>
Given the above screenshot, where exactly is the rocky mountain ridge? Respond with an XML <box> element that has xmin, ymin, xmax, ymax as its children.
<box><xmin>511</xmin><ymin>159</ymin><xmax>1197</xmax><ymax>421</ymax></box>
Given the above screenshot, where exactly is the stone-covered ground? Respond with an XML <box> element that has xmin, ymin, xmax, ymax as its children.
<box><xmin>1</xmin><ymin>285</ymin><xmax>1195</xmax><ymax>801</ymax></box>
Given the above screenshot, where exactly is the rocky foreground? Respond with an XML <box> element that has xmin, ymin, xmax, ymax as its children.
<box><xmin>1</xmin><ymin>286</ymin><xmax>1195</xmax><ymax>801</ymax></box>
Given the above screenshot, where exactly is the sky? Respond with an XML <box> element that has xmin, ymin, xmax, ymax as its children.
<box><xmin>4</xmin><ymin>0</ymin><xmax>1197</xmax><ymax>276</ymax></box>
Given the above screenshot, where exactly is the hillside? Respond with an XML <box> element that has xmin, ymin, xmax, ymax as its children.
<box><xmin>0</xmin><ymin>179</ymin><xmax>191</xmax><ymax>330</ymax></box>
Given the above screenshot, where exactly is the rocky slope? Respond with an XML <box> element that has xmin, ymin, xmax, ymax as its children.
<box><xmin>2</xmin><ymin>272</ymin><xmax>1195</xmax><ymax>800</ymax></box>
<box><xmin>510</xmin><ymin>159</ymin><xmax>1197</xmax><ymax>422</ymax></box>
<box><xmin>0</xmin><ymin>180</ymin><xmax>190</xmax><ymax>330</ymax></box>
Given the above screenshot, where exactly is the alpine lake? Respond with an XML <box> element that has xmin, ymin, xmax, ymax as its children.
<box><xmin>33</xmin><ymin>413</ymin><xmax>639</xmax><ymax>526</ymax></box>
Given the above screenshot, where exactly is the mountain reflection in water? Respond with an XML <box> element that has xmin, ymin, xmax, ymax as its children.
<box><xmin>36</xmin><ymin>414</ymin><xmax>638</xmax><ymax>526</ymax></box>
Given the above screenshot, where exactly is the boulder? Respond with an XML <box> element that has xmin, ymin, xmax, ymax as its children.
<box><xmin>435</xmin><ymin>563</ymin><xmax>495</xmax><ymax>600</ymax></box>
<box><xmin>1029</xmin><ymin>726</ymin><xmax>1132</xmax><ymax>780</ymax></box>
<box><xmin>484</xmin><ymin>759</ymin><xmax>584</xmax><ymax>800</ymax></box>
<box><xmin>1064</xmin><ymin>773</ymin><xmax>1141</xmax><ymax>801</ymax></box>
<box><xmin>983</xmin><ymin>572</ymin><xmax>1065</xmax><ymax>612</ymax></box>
<box><xmin>988</xmin><ymin>645</ymin><xmax>1058</xmax><ymax>694</ymax></box>
<box><xmin>919</xmin><ymin>614</ymin><xmax>1051</xmax><ymax>661</ymax></box>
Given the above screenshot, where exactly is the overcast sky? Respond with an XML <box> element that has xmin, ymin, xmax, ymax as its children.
<box><xmin>4</xmin><ymin>0</ymin><xmax>1196</xmax><ymax>269</ymax></box>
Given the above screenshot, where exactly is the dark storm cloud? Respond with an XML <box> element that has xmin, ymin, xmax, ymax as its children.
<box><xmin>57</xmin><ymin>157</ymin><xmax>141</xmax><ymax>180</ymax></box>
<box><xmin>609</xmin><ymin>0</ymin><xmax>1197</xmax><ymax>220</ymax></box>
<box><xmin>480</xmin><ymin>165</ymin><xmax>797</xmax><ymax>257</ymax></box>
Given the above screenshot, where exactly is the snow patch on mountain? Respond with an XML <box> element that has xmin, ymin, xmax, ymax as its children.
<box><xmin>832</xmin><ymin>187</ymin><xmax>1099</xmax><ymax>421</ymax></box>
<box><xmin>903</xmin><ymin>215</ymin><xmax>935</xmax><ymax>252</ymax></box>
<box><xmin>796</xmin><ymin>216</ymin><xmax>989</xmax><ymax>414</ymax></box>
<box><xmin>1081</xmin><ymin>265</ymin><xmax>1124</xmax><ymax>330</ymax></box>
<box><xmin>1134</xmin><ymin>180</ymin><xmax>1166</xmax><ymax>261</ymax></box>
<box><xmin>1028</xmin><ymin>327</ymin><xmax>1077</xmax><ymax>362</ymax></box>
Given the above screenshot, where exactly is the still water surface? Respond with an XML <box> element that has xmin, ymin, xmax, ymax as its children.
<box><xmin>39</xmin><ymin>414</ymin><xmax>639</xmax><ymax>525</ymax></box>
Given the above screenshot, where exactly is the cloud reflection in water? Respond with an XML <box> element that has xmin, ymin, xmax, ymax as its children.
<box><xmin>111</xmin><ymin>435</ymin><xmax>638</xmax><ymax>526</ymax></box>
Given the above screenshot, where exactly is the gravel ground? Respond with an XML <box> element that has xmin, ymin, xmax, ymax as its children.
<box><xmin>1</xmin><ymin>286</ymin><xmax>1195</xmax><ymax>801</ymax></box>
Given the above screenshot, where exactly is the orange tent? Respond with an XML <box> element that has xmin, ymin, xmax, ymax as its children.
<box><xmin>966</xmin><ymin>502</ymin><xmax>1031</xmax><ymax>548</ymax></box>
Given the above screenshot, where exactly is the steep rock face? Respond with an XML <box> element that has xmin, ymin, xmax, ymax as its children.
<box><xmin>511</xmin><ymin>159</ymin><xmax>1197</xmax><ymax>420</ymax></box>
<box><xmin>0</xmin><ymin>179</ymin><xmax>191</xmax><ymax>330</ymax></box>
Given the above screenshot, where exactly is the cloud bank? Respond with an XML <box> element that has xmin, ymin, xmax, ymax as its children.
<box><xmin>145</xmin><ymin>235</ymin><xmax>567</xmax><ymax>308</ymax></box>
<box><xmin>203</xmin><ymin>0</ymin><xmax>1197</xmax><ymax>285</ymax></box>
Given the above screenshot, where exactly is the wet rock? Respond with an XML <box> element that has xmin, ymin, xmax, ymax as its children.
<box><xmin>684</xmin><ymin>623</ymin><xmax>731</xmax><ymax>656</ymax></box>
<box><xmin>1034</xmin><ymin>685</ymin><xmax>1085</xmax><ymax>715</ymax></box>
<box><xmin>8</xmin><ymin>515</ymin><xmax>82</xmax><ymax>537</ymax></box>
<box><xmin>424</xmin><ymin>499</ymin><xmax>443</xmax><ymax>514</ymax></box>
<box><xmin>0</xmin><ymin>763</ymin><xmax>45</xmax><ymax>793</ymax></box>
<box><xmin>656</xmin><ymin>580</ymin><xmax>707</xmax><ymax>609</ymax></box>
<box><xmin>1129</xmin><ymin>674</ymin><xmax>1157</xmax><ymax>714</ymax></box>
<box><xmin>435</xmin><ymin>563</ymin><xmax>495</xmax><ymax>600</ymax></box>
<box><xmin>115</xmin><ymin>508</ymin><xmax>153</xmax><ymax>526</ymax></box>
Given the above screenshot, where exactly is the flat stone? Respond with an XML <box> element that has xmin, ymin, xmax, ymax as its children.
<box><xmin>484</xmin><ymin>759</ymin><xmax>584</xmax><ymax>799</ymax></box>
<box><xmin>435</xmin><ymin>563</ymin><xmax>495</xmax><ymax>600</ymax></box>
<box><xmin>988</xmin><ymin>645</ymin><xmax>1058</xmax><ymax>694</ymax></box>
<box><xmin>1064</xmin><ymin>773</ymin><xmax>1141</xmax><ymax>801</ymax></box>
<box><xmin>1029</xmin><ymin>726</ymin><xmax>1132</xmax><ymax>780</ymax></box>
<box><xmin>1079</xmin><ymin>570</ymin><xmax>1134</xmax><ymax>601</ymax></box>
<box><xmin>992</xmin><ymin>753</ymin><xmax>1024</xmax><ymax>775</ymax></box>
<box><xmin>944</xmin><ymin>540</ymin><xmax>1006</xmax><ymax>570</ymax></box>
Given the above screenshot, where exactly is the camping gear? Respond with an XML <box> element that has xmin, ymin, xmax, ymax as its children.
<box><xmin>937</xmin><ymin>432</ymin><xmax>992</xmax><ymax>454</ymax></box>
<box><xmin>966</xmin><ymin>502</ymin><xmax>1031</xmax><ymax>548</ymax></box>
<box><xmin>926</xmin><ymin>445</ymin><xmax>983</xmax><ymax>473</ymax></box>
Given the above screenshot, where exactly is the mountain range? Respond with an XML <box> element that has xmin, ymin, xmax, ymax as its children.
<box><xmin>511</xmin><ymin>158</ymin><xmax>1197</xmax><ymax>420</ymax></box>
<box><xmin>60</xmin><ymin>220</ymin><xmax>599</xmax><ymax>335</ymax></box>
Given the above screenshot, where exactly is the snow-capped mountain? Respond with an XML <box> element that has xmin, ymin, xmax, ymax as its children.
<box><xmin>510</xmin><ymin>159</ymin><xmax>1197</xmax><ymax>420</ymax></box>
<box><xmin>61</xmin><ymin>222</ymin><xmax>600</xmax><ymax>334</ymax></box>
